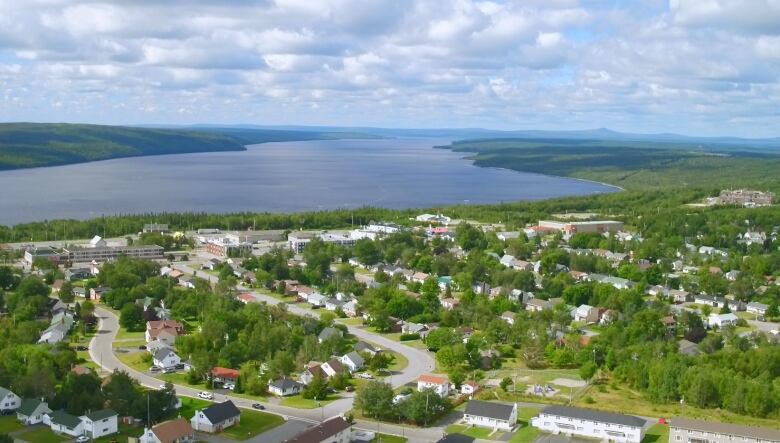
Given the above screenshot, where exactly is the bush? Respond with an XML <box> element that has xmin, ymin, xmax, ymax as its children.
<box><xmin>583</xmin><ymin>396</ymin><xmax>595</xmax><ymax>404</ymax></box>
<box><xmin>399</xmin><ymin>333</ymin><xmax>420</xmax><ymax>341</ymax></box>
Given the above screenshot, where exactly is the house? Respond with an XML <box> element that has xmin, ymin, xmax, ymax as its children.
<box><xmin>282</xmin><ymin>416</ymin><xmax>351</xmax><ymax>443</ymax></box>
<box><xmin>441</xmin><ymin>298</ymin><xmax>460</xmax><ymax>310</ymax></box>
<box><xmin>669</xmin><ymin>417</ymin><xmax>780</xmax><ymax>443</ymax></box>
<box><xmin>81</xmin><ymin>409</ymin><xmax>118</xmax><ymax>439</ymax></box>
<box><xmin>340</xmin><ymin>352</ymin><xmax>365</xmax><ymax>372</ymax></box>
<box><xmin>300</xmin><ymin>364</ymin><xmax>328</xmax><ymax>385</ymax></box>
<box><xmin>412</xmin><ymin>272</ymin><xmax>430</xmax><ymax>284</ymax></box>
<box><xmin>461</xmin><ymin>381</ymin><xmax>480</xmax><ymax>396</ymax></box>
<box><xmin>16</xmin><ymin>399</ymin><xmax>51</xmax><ymax>425</ymax></box>
<box><xmin>708</xmin><ymin>313</ymin><xmax>738</xmax><ymax>328</ymax></box>
<box><xmin>46</xmin><ymin>410</ymin><xmax>84</xmax><ymax>437</ymax></box>
<box><xmin>525</xmin><ymin>299</ymin><xmax>551</xmax><ymax>312</ymax></box>
<box><xmin>746</xmin><ymin>301</ymin><xmax>769</xmax><ymax>316</ymax></box>
<box><xmin>694</xmin><ymin>294</ymin><xmax>726</xmax><ymax>308</ymax></box>
<box><xmin>342</xmin><ymin>300</ymin><xmax>358</xmax><ymax>317</ymax></box>
<box><xmin>354</xmin><ymin>341</ymin><xmax>378</xmax><ymax>356</ymax></box>
<box><xmin>661</xmin><ymin>316</ymin><xmax>677</xmax><ymax>332</ymax></box>
<box><xmin>318</xmin><ymin>327</ymin><xmax>342</xmax><ymax>343</ymax></box>
<box><xmin>146</xmin><ymin>320</ymin><xmax>184</xmax><ymax>345</ymax></box>
<box><xmin>38</xmin><ymin>322</ymin><xmax>71</xmax><ymax>344</ymax></box>
<box><xmin>531</xmin><ymin>405</ymin><xmax>646</xmax><ymax>443</ymax></box>
<box><xmin>669</xmin><ymin>289</ymin><xmax>690</xmax><ymax>303</ymax></box>
<box><xmin>463</xmin><ymin>400</ymin><xmax>518</xmax><ymax>432</ymax></box>
<box><xmin>725</xmin><ymin>270</ymin><xmax>741</xmax><ymax>281</ymax></box>
<box><xmin>321</xmin><ymin>358</ymin><xmax>346</xmax><ymax>377</ymax></box>
<box><xmin>178</xmin><ymin>277</ymin><xmax>197</xmax><ymax>289</ymax></box>
<box><xmin>89</xmin><ymin>286</ymin><xmax>111</xmax><ymax>302</ymax></box>
<box><xmin>574</xmin><ymin>305</ymin><xmax>600</xmax><ymax>323</ymax></box>
<box><xmin>307</xmin><ymin>293</ymin><xmax>327</xmax><ymax>307</ymax></box>
<box><xmin>268</xmin><ymin>379</ymin><xmax>304</xmax><ymax>397</ymax></box>
<box><xmin>140</xmin><ymin>418</ymin><xmax>195</xmax><ymax>443</ymax></box>
<box><xmin>153</xmin><ymin>347</ymin><xmax>181</xmax><ymax>369</ymax></box>
<box><xmin>402</xmin><ymin>322</ymin><xmax>429</xmax><ymax>336</ymax></box>
<box><xmin>210</xmin><ymin>367</ymin><xmax>240</xmax><ymax>384</ymax></box>
<box><xmin>324</xmin><ymin>298</ymin><xmax>344</xmax><ymax>312</ymax></box>
<box><xmin>190</xmin><ymin>401</ymin><xmax>241</xmax><ymax>433</ymax></box>
<box><xmin>0</xmin><ymin>388</ymin><xmax>20</xmax><ymax>413</ymax></box>
<box><xmin>497</xmin><ymin>231</ymin><xmax>521</xmax><ymax>241</ymax></box>
<box><xmin>500</xmin><ymin>311</ymin><xmax>516</xmax><ymax>325</ymax></box>
<box><xmin>65</xmin><ymin>268</ymin><xmax>92</xmax><ymax>281</ymax></box>
<box><xmin>417</xmin><ymin>374</ymin><xmax>449</xmax><ymax>397</ymax></box>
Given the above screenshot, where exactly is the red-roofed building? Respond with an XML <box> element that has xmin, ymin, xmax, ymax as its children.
<box><xmin>417</xmin><ymin>374</ymin><xmax>450</xmax><ymax>396</ymax></box>
<box><xmin>210</xmin><ymin>367</ymin><xmax>240</xmax><ymax>384</ymax></box>
<box><xmin>237</xmin><ymin>293</ymin><xmax>255</xmax><ymax>304</ymax></box>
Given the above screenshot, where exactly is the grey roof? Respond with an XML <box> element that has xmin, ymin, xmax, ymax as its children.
<box><xmin>85</xmin><ymin>409</ymin><xmax>117</xmax><ymax>421</ymax></box>
<box><xmin>154</xmin><ymin>347</ymin><xmax>176</xmax><ymax>361</ymax></box>
<box><xmin>540</xmin><ymin>405</ymin><xmax>645</xmax><ymax>428</ymax></box>
<box><xmin>354</xmin><ymin>341</ymin><xmax>377</xmax><ymax>353</ymax></box>
<box><xmin>436</xmin><ymin>435</ymin><xmax>475</xmax><ymax>443</ymax></box>
<box><xmin>269</xmin><ymin>378</ymin><xmax>303</xmax><ymax>391</ymax></box>
<box><xmin>200</xmin><ymin>400</ymin><xmax>240</xmax><ymax>424</ymax></box>
<box><xmin>464</xmin><ymin>400</ymin><xmax>515</xmax><ymax>421</ymax></box>
<box><xmin>318</xmin><ymin>327</ymin><xmax>341</xmax><ymax>341</ymax></box>
<box><xmin>17</xmin><ymin>399</ymin><xmax>50</xmax><ymax>417</ymax></box>
<box><xmin>343</xmin><ymin>351</ymin><xmax>364</xmax><ymax>367</ymax></box>
<box><xmin>671</xmin><ymin>417</ymin><xmax>780</xmax><ymax>441</ymax></box>
<box><xmin>0</xmin><ymin>387</ymin><xmax>11</xmax><ymax>399</ymax></box>
<box><xmin>283</xmin><ymin>417</ymin><xmax>350</xmax><ymax>443</ymax></box>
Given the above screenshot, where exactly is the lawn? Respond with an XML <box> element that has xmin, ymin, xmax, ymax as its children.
<box><xmin>94</xmin><ymin>424</ymin><xmax>144</xmax><ymax>443</ymax></box>
<box><xmin>508</xmin><ymin>408</ymin><xmax>541</xmax><ymax>443</ymax></box>
<box><xmin>117</xmin><ymin>351</ymin><xmax>152</xmax><ymax>372</ymax></box>
<box><xmin>220</xmin><ymin>410</ymin><xmax>284</xmax><ymax>441</ymax></box>
<box><xmin>643</xmin><ymin>424</ymin><xmax>669</xmax><ymax>443</ymax></box>
<box><xmin>114</xmin><ymin>329</ymin><xmax>145</xmax><ymax>340</ymax></box>
<box><xmin>370</xmin><ymin>434</ymin><xmax>407</xmax><ymax>443</ymax></box>
<box><xmin>16</xmin><ymin>427</ymin><xmax>71</xmax><ymax>443</ymax></box>
<box><xmin>0</xmin><ymin>415</ymin><xmax>25</xmax><ymax>433</ymax></box>
<box><xmin>338</xmin><ymin>318</ymin><xmax>365</xmax><ymax>326</ymax></box>
<box><xmin>112</xmin><ymin>339</ymin><xmax>147</xmax><ymax>349</ymax></box>
<box><xmin>445</xmin><ymin>424</ymin><xmax>496</xmax><ymax>439</ymax></box>
<box><xmin>280</xmin><ymin>394</ymin><xmax>338</xmax><ymax>409</ymax></box>
<box><xmin>178</xmin><ymin>397</ymin><xmax>213</xmax><ymax>420</ymax></box>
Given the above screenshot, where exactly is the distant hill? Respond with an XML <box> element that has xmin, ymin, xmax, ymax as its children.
<box><xmin>0</xmin><ymin>123</ymin><xmax>376</xmax><ymax>170</ymax></box>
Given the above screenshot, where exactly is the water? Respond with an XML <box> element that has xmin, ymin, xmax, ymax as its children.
<box><xmin>0</xmin><ymin>138</ymin><xmax>617</xmax><ymax>225</ymax></box>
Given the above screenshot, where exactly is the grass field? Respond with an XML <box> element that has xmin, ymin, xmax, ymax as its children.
<box><xmin>509</xmin><ymin>408</ymin><xmax>541</xmax><ymax>443</ymax></box>
<box><xmin>643</xmin><ymin>424</ymin><xmax>670</xmax><ymax>443</ymax></box>
<box><xmin>114</xmin><ymin>329</ymin><xmax>145</xmax><ymax>340</ymax></box>
<box><xmin>221</xmin><ymin>410</ymin><xmax>284</xmax><ymax>441</ymax></box>
<box><xmin>94</xmin><ymin>424</ymin><xmax>144</xmax><ymax>443</ymax></box>
<box><xmin>112</xmin><ymin>339</ymin><xmax>147</xmax><ymax>349</ymax></box>
<box><xmin>280</xmin><ymin>394</ymin><xmax>338</xmax><ymax>409</ymax></box>
<box><xmin>445</xmin><ymin>424</ymin><xmax>497</xmax><ymax>439</ymax></box>
<box><xmin>178</xmin><ymin>397</ymin><xmax>213</xmax><ymax>419</ymax></box>
<box><xmin>117</xmin><ymin>351</ymin><xmax>152</xmax><ymax>372</ymax></box>
<box><xmin>0</xmin><ymin>415</ymin><xmax>25</xmax><ymax>433</ymax></box>
<box><xmin>15</xmin><ymin>427</ymin><xmax>71</xmax><ymax>443</ymax></box>
<box><xmin>370</xmin><ymin>434</ymin><xmax>408</xmax><ymax>443</ymax></box>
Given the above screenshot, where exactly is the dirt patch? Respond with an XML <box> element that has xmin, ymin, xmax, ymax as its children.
<box><xmin>550</xmin><ymin>378</ymin><xmax>586</xmax><ymax>388</ymax></box>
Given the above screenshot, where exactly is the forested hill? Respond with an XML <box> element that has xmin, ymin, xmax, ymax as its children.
<box><xmin>0</xmin><ymin>123</ymin><xmax>373</xmax><ymax>170</ymax></box>
<box><xmin>438</xmin><ymin>138</ymin><xmax>780</xmax><ymax>191</ymax></box>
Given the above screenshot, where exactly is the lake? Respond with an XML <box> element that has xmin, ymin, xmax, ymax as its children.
<box><xmin>0</xmin><ymin>138</ymin><xmax>617</xmax><ymax>225</ymax></box>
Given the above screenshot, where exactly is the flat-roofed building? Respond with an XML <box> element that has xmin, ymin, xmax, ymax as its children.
<box><xmin>64</xmin><ymin>245</ymin><xmax>164</xmax><ymax>262</ymax></box>
<box><xmin>670</xmin><ymin>417</ymin><xmax>780</xmax><ymax>443</ymax></box>
<box><xmin>538</xmin><ymin>220</ymin><xmax>624</xmax><ymax>235</ymax></box>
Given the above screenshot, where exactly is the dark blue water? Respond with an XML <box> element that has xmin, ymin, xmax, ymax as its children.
<box><xmin>0</xmin><ymin>138</ymin><xmax>617</xmax><ymax>225</ymax></box>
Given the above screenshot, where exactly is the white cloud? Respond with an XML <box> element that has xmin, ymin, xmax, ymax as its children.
<box><xmin>0</xmin><ymin>0</ymin><xmax>777</xmax><ymax>136</ymax></box>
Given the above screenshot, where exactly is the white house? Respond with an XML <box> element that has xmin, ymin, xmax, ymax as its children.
<box><xmin>268</xmin><ymin>379</ymin><xmax>304</xmax><ymax>397</ymax></box>
<box><xmin>532</xmin><ymin>406</ymin><xmax>646</xmax><ymax>443</ymax></box>
<box><xmin>354</xmin><ymin>341</ymin><xmax>378</xmax><ymax>356</ymax></box>
<box><xmin>708</xmin><ymin>313</ymin><xmax>738</xmax><ymax>328</ymax></box>
<box><xmin>153</xmin><ymin>347</ymin><xmax>181</xmax><ymax>369</ymax></box>
<box><xmin>318</xmin><ymin>327</ymin><xmax>342</xmax><ymax>343</ymax></box>
<box><xmin>461</xmin><ymin>381</ymin><xmax>480</xmax><ymax>396</ymax></box>
<box><xmin>746</xmin><ymin>302</ymin><xmax>768</xmax><ymax>316</ymax></box>
<box><xmin>81</xmin><ymin>409</ymin><xmax>118</xmax><ymax>439</ymax></box>
<box><xmin>0</xmin><ymin>387</ymin><xmax>21</xmax><ymax>413</ymax></box>
<box><xmin>321</xmin><ymin>358</ymin><xmax>346</xmax><ymax>377</ymax></box>
<box><xmin>500</xmin><ymin>311</ymin><xmax>516</xmax><ymax>325</ymax></box>
<box><xmin>139</xmin><ymin>418</ymin><xmax>194</xmax><ymax>443</ymax></box>
<box><xmin>463</xmin><ymin>400</ymin><xmax>518</xmax><ymax>432</ymax></box>
<box><xmin>574</xmin><ymin>305</ymin><xmax>599</xmax><ymax>323</ymax></box>
<box><xmin>417</xmin><ymin>374</ymin><xmax>449</xmax><ymax>397</ymax></box>
<box><xmin>191</xmin><ymin>401</ymin><xmax>241</xmax><ymax>433</ymax></box>
<box><xmin>16</xmin><ymin>399</ymin><xmax>51</xmax><ymax>425</ymax></box>
<box><xmin>46</xmin><ymin>410</ymin><xmax>84</xmax><ymax>437</ymax></box>
<box><xmin>340</xmin><ymin>352</ymin><xmax>365</xmax><ymax>372</ymax></box>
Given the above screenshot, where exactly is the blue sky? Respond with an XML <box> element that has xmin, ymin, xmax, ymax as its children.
<box><xmin>0</xmin><ymin>0</ymin><xmax>779</xmax><ymax>137</ymax></box>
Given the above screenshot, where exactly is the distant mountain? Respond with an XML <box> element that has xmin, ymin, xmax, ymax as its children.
<box><xmin>0</xmin><ymin>123</ymin><xmax>379</xmax><ymax>170</ymax></box>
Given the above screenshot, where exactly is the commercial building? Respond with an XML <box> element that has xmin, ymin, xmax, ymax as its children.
<box><xmin>63</xmin><ymin>245</ymin><xmax>164</xmax><ymax>263</ymax></box>
<box><xmin>538</xmin><ymin>220</ymin><xmax>624</xmax><ymax>235</ymax></box>
<box><xmin>287</xmin><ymin>232</ymin><xmax>360</xmax><ymax>253</ymax></box>
<box><xmin>670</xmin><ymin>417</ymin><xmax>780</xmax><ymax>443</ymax></box>
<box><xmin>203</xmin><ymin>235</ymin><xmax>252</xmax><ymax>257</ymax></box>
<box><xmin>531</xmin><ymin>405</ymin><xmax>646</xmax><ymax>443</ymax></box>
<box><xmin>712</xmin><ymin>189</ymin><xmax>775</xmax><ymax>207</ymax></box>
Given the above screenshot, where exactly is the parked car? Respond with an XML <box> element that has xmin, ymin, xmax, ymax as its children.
<box><xmin>198</xmin><ymin>391</ymin><xmax>213</xmax><ymax>400</ymax></box>
<box><xmin>75</xmin><ymin>346</ymin><xmax>88</xmax><ymax>351</ymax></box>
<box><xmin>149</xmin><ymin>366</ymin><xmax>161</xmax><ymax>373</ymax></box>
<box><xmin>356</xmin><ymin>373</ymin><xmax>373</xmax><ymax>379</ymax></box>
<box><xmin>138</xmin><ymin>345</ymin><xmax>147</xmax><ymax>350</ymax></box>
<box><xmin>159</xmin><ymin>384</ymin><xmax>168</xmax><ymax>390</ymax></box>
<box><xmin>252</xmin><ymin>403</ymin><xmax>265</xmax><ymax>410</ymax></box>
<box><xmin>345</xmin><ymin>386</ymin><xmax>354</xmax><ymax>392</ymax></box>
<box><xmin>163</xmin><ymin>368</ymin><xmax>175</xmax><ymax>374</ymax></box>
<box><xmin>174</xmin><ymin>363</ymin><xmax>185</xmax><ymax>369</ymax></box>
<box><xmin>223</xmin><ymin>383</ymin><xmax>235</xmax><ymax>390</ymax></box>
<box><xmin>76</xmin><ymin>436</ymin><xmax>90</xmax><ymax>443</ymax></box>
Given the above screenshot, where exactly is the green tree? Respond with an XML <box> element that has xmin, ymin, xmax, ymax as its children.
<box><xmin>302</xmin><ymin>373</ymin><xmax>329</xmax><ymax>400</ymax></box>
<box><xmin>354</xmin><ymin>381</ymin><xmax>393</xmax><ymax>419</ymax></box>
<box><xmin>119</xmin><ymin>303</ymin><xmax>143</xmax><ymax>331</ymax></box>
<box><xmin>399</xmin><ymin>389</ymin><xmax>450</xmax><ymax>426</ymax></box>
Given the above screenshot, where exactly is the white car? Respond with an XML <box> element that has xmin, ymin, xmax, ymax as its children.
<box><xmin>159</xmin><ymin>384</ymin><xmax>168</xmax><ymax>390</ymax></box>
<box><xmin>356</xmin><ymin>373</ymin><xmax>373</xmax><ymax>380</ymax></box>
<box><xmin>223</xmin><ymin>383</ymin><xmax>235</xmax><ymax>390</ymax></box>
<box><xmin>76</xmin><ymin>436</ymin><xmax>90</xmax><ymax>443</ymax></box>
<box><xmin>198</xmin><ymin>391</ymin><xmax>213</xmax><ymax>400</ymax></box>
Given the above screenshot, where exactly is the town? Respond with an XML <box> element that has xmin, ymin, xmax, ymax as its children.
<box><xmin>0</xmin><ymin>189</ymin><xmax>778</xmax><ymax>443</ymax></box>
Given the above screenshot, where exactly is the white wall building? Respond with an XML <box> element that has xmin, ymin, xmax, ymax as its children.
<box><xmin>532</xmin><ymin>406</ymin><xmax>646</xmax><ymax>443</ymax></box>
<box><xmin>463</xmin><ymin>400</ymin><xmax>517</xmax><ymax>431</ymax></box>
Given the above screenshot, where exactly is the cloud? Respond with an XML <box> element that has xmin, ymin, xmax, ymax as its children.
<box><xmin>0</xmin><ymin>0</ymin><xmax>777</xmax><ymax>136</ymax></box>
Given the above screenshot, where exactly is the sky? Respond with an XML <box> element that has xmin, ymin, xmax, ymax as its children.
<box><xmin>0</xmin><ymin>0</ymin><xmax>779</xmax><ymax>137</ymax></box>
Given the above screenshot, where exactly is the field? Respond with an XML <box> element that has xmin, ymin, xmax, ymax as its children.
<box><xmin>279</xmin><ymin>394</ymin><xmax>338</xmax><ymax>409</ymax></box>
<box><xmin>15</xmin><ymin>427</ymin><xmax>70</xmax><ymax>443</ymax></box>
<box><xmin>116</xmin><ymin>351</ymin><xmax>152</xmax><ymax>372</ymax></box>
<box><xmin>220</xmin><ymin>410</ymin><xmax>285</xmax><ymax>441</ymax></box>
<box><xmin>94</xmin><ymin>424</ymin><xmax>144</xmax><ymax>443</ymax></box>
<box><xmin>178</xmin><ymin>397</ymin><xmax>213</xmax><ymax>419</ymax></box>
<box><xmin>370</xmin><ymin>434</ymin><xmax>408</xmax><ymax>443</ymax></box>
<box><xmin>0</xmin><ymin>415</ymin><xmax>25</xmax><ymax>434</ymax></box>
<box><xmin>508</xmin><ymin>408</ymin><xmax>541</xmax><ymax>443</ymax></box>
<box><xmin>643</xmin><ymin>424</ymin><xmax>670</xmax><ymax>443</ymax></box>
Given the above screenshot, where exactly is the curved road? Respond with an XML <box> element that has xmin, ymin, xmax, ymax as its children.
<box><xmin>90</xmin><ymin>290</ymin><xmax>439</xmax><ymax>441</ymax></box>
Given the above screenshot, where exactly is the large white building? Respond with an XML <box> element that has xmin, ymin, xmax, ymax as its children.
<box><xmin>538</xmin><ymin>220</ymin><xmax>624</xmax><ymax>235</ymax></box>
<box><xmin>532</xmin><ymin>406</ymin><xmax>646</xmax><ymax>443</ymax></box>
<box><xmin>670</xmin><ymin>417</ymin><xmax>780</xmax><ymax>443</ymax></box>
<box><xmin>288</xmin><ymin>232</ymin><xmax>361</xmax><ymax>253</ymax></box>
<box><xmin>463</xmin><ymin>400</ymin><xmax>518</xmax><ymax>431</ymax></box>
